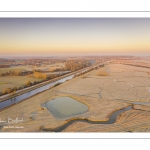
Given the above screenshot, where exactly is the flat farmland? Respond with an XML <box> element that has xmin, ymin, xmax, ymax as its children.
<box><xmin>33</xmin><ymin>63</ymin><xmax>65</xmax><ymax>71</ymax></box>
<box><xmin>119</xmin><ymin>59</ymin><xmax>150</xmax><ymax>68</ymax></box>
<box><xmin>0</xmin><ymin>63</ymin><xmax>65</xmax><ymax>74</ymax></box>
<box><xmin>1</xmin><ymin>63</ymin><xmax>150</xmax><ymax>132</ymax></box>
<box><xmin>0</xmin><ymin>76</ymin><xmax>43</xmax><ymax>92</ymax></box>
<box><xmin>0</xmin><ymin>62</ymin><xmax>65</xmax><ymax>92</ymax></box>
<box><xmin>0</xmin><ymin>66</ymin><xmax>27</xmax><ymax>74</ymax></box>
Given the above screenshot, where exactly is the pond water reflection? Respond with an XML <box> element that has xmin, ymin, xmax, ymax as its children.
<box><xmin>44</xmin><ymin>97</ymin><xmax>88</xmax><ymax>118</ymax></box>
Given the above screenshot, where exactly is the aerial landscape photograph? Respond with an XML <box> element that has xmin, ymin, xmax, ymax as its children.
<box><xmin>0</xmin><ymin>18</ymin><xmax>150</xmax><ymax>132</ymax></box>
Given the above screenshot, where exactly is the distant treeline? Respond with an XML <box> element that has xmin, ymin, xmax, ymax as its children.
<box><xmin>33</xmin><ymin>71</ymin><xmax>69</xmax><ymax>80</ymax></box>
<box><xmin>0</xmin><ymin>65</ymin><xmax>10</xmax><ymax>68</ymax></box>
<box><xmin>0</xmin><ymin>70</ymin><xmax>32</xmax><ymax>77</ymax></box>
<box><xmin>0</xmin><ymin>59</ymin><xmax>15</xmax><ymax>63</ymax></box>
<box><xmin>64</xmin><ymin>60</ymin><xmax>91</xmax><ymax>71</ymax></box>
<box><xmin>23</xmin><ymin>58</ymin><xmax>65</xmax><ymax>65</ymax></box>
<box><xmin>34</xmin><ymin>67</ymin><xmax>65</xmax><ymax>73</ymax></box>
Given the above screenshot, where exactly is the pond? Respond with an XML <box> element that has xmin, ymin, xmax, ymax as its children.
<box><xmin>44</xmin><ymin>97</ymin><xmax>88</xmax><ymax>118</ymax></box>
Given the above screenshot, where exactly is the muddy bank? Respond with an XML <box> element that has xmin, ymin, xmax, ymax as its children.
<box><xmin>133</xmin><ymin>104</ymin><xmax>150</xmax><ymax>112</ymax></box>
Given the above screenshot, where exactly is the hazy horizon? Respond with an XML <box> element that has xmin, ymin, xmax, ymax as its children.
<box><xmin>0</xmin><ymin>18</ymin><xmax>150</xmax><ymax>56</ymax></box>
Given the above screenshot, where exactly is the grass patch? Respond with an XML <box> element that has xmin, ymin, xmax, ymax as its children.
<box><xmin>0</xmin><ymin>76</ymin><xmax>43</xmax><ymax>92</ymax></box>
<box><xmin>0</xmin><ymin>63</ymin><xmax>65</xmax><ymax>74</ymax></box>
<box><xmin>0</xmin><ymin>67</ymin><xmax>26</xmax><ymax>74</ymax></box>
<box><xmin>96</xmin><ymin>70</ymin><xmax>109</xmax><ymax>76</ymax></box>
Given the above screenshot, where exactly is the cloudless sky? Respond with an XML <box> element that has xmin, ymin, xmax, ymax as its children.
<box><xmin>0</xmin><ymin>18</ymin><xmax>150</xmax><ymax>56</ymax></box>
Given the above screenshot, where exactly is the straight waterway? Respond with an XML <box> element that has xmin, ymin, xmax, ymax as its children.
<box><xmin>0</xmin><ymin>63</ymin><xmax>102</xmax><ymax>110</ymax></box>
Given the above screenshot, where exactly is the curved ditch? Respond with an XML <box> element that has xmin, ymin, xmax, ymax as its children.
<box><xmin>42</xmin><ymin>105</ymin><xmax>132</xmax><ymax>132</ymax></box>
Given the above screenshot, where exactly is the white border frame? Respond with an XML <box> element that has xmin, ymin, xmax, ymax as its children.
<box><xmin>0</xmin><ymin>11</ymin><xmax>150</xmax><ymax>139</ymax></box>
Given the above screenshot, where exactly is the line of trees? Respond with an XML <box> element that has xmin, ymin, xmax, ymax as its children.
<box><xmin>1</xmin><ymin>86</ymin><xmax>18</xmax><ymax>95</ymax></box>
<box><xmin>0</xmin><ymin>79</ymin><xmax>43</xmax><ymax>96</ymax></box>
<box><xmin>0</xmin><ymin>72</ymin><xmax>62</xmax><ymax>96</ymax></box>
<box><xmin>33</xmin><ymin>71</ymin><xmax>65</xmax><ymax>80</ymax></box>
<box><xmin>0</xmin><ymin>65</ymin><xmax>10</xmax><ymax>68</ymax></box>
<box><xmin>0</xmin><ymin>70</ymin><xmax>32</xmax><ymax>77</ymax></box>
<box><xmin>33</xmin><ymin>72</ymin><xmax>47</xmax><ymax>80</ymax></box>
<box><xmin>65</xmin><ymin>60</ymin><xmax>91</xmax><ymax>72</ymax></box>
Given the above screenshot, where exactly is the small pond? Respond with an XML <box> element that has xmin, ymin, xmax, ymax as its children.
<box><xmin>44</xmin><ymin>97</ymin><xmax>88</xmax><ymax>118</ymax></box>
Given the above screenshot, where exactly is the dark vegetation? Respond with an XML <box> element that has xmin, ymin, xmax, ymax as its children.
<box><xmin>64</xmin><ymin>60</ymin><xmax>91</xmax><ymax>71</ymax></box>
<box><xmin>0</xmin><ymin>70</ymin><xmax>32</xmax><ymax>77</ymax></box>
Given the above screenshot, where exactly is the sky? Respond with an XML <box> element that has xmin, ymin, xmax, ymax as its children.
<box><xmin>0</xmin><ymin>18</ymin><xmax>150</xmax><ymax>56</ymax></box>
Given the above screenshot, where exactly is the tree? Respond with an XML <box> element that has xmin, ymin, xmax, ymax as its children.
<box><xmin>33</xmin><ymin>81</ymin><xmax>37</xmax><ymax>85</ymax></box>
<box><xmin>26</xmin><ymin>80</ymin><xmax>32</xmax><ymax>87</ymax></box>
<box><xmin>33</xmin><ymin>72</ymin><xmax>47</xmax><ymax>80</ymax></box>
<box><xmin>14</xmin><ymin>70</ymin><xmax>21</xmax><ymax>76</ymax></box>
<box><xmin>13</xmin><ymin>86</ymin><xmax>18</xmax><ymax>91</ymax></box>
<box><xmin>18</xmin><ymin>87</ymin><xmax>23</xmax><ymax>90</ymax></box>
<box><xmin>10</xmin><ymin>90</ymin><xmax>16</xmax><ymax>98</ymax></box>
<box><xmin>96</xmin><ymin>70</ymin><xmax>109</xmax><ymax>76</ymax></box>
<box><xmin>64</xmin><ymin>60</ymin><xmax>91</xmax><ymax>72</ymax></box>
<box><xmin>2</xmin><ymin>88</ymin><xmax>13</xmax><ymax>94</ymax></box>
